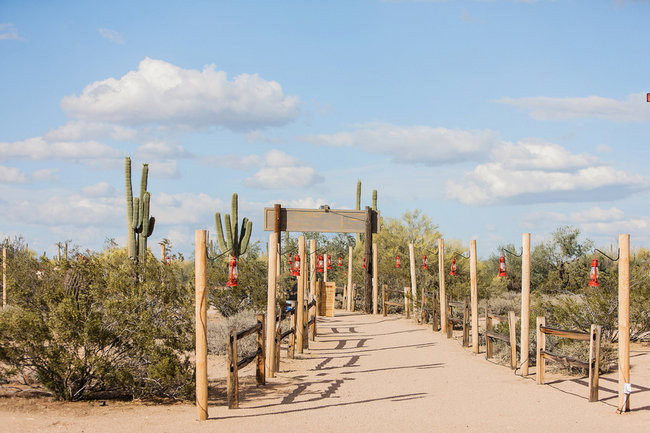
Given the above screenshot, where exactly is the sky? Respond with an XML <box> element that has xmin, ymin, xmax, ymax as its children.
<box><xmin>1</xmin><ymin>0</ymin><xmax>650</xmax><ymax>259</ymax></box>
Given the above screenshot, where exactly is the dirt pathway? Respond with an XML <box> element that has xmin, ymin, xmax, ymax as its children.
<box><xmin>1</xmin><ymin>310</ymin><xmax>648</xmax><ymax>432</ymax></box>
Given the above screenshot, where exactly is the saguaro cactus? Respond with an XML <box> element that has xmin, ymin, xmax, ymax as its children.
<box><xmin>125</xmin><ymin>157</ymin><xmax>156</xmax><ymax>264</ymax></box>
<box><xmin>215</xmin><ymin>193</ymin><xmax>253</xmax><ymax>258</ymax></box>
<box><xmin>372</xmin><ymin>189</ymin><xmax>377</xmax><ymax>211</ymax></box>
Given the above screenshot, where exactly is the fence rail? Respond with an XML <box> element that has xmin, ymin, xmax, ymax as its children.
<box><xmin>382</xmin><ymin>284</ymin><xmax>411</xmax><ymax>319</ymax></box>
<box><xmin>485</xmin><ymin>308</ymin><xmax>517</xmax><ymax>369</ymax></box>
<box><xmin>446</xmin><ymin>296</ymin><xmax>470</xmax><ymax>347</ymax></box>
<box><xmin>227</xmin><ymin>313</ymin><xmax>265</xmax><ymax>409</ymax></box>
<box><xmin>536</xmin><ymin>316</ymin><xmax>602</xmax><ymax>402</ymax></box>
<box><xmin>420</xmin><ymin>290</ymin><xmax>440</xmax><ymax>331</ymax></box>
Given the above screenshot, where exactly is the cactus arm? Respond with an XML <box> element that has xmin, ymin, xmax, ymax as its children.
<box><xmin>356</xmin><ymin>179</ymin><xmax>361</xmax><ymax>210</ymax></box>
<box><xmin>231</xmin><ymin>193</ymin><xmax>239</xmax><ymax>252</ymax></box>
<box><xmin>215</xmin><ymin>213</ymin><xmax>228</xmax><ymax>254</ymax></box>
<box><xmin>140</xmin><ymin>164</ymin><xmax>149</xmax><ymax>201</ymax></box>
<box><xmin>125</xmin><ymin>158</ymin><xmax>136</xmax><ymax>259</ymax></box>
<box><xmin>132</xmin><ymin>197</ymin><xmax>140</xmax><ymax>230</ymax></box>
<box><xmin>142</xmin><ymin>192</ymin><xmax>151</xmax><ymax>236</ymax></box>
<box><xmin>372</xmin><ymin>189</ymin><xmax>377</xmax><ymax>211</ymax></box>
<box><xmin>146</xmin><ymin>217</ymin><xmax>155</xmax><ymax>237</ymax></box>
<box><xmin>224</xmin><ymin>214</ymin><xmax>233</xmax><ymax>253</ymax></box>
<box><xmin>239</xmin><ymin>219</ymin><xmax>253</xmax><ymax>255</ymax></box>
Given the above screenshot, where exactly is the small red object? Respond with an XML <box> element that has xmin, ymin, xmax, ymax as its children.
<box><xmin>317</xmin><ymin>254</ymin><xmax>324</xmax><ymax>273</ymax></box>
<box><xmin>327</xmin><ymin>255</ymin><xmax>332</xmax><ymax>270</ymax></box>
<box><xmin>338</xmin><ymin>256</ymin><xmax>343</xmax><ymax>267</ymax></box>
<box><xmin>498</xmin><ymin>255</ymin><xmax>507</xmax><ymax>277</ymax></box>
<box><xmin>226</xmin><ymin>256</ymin><xmax>238</xmax><ymax>287</ymax></box>
<box><xmin>647</xmin><ymin>93</ymin><xmax>650</xmax><ymax>102</ymax></box>
<box><xmin>422</xmin><ymin>255</ymin><xmax>429</xmax><ymax>270</ymax></box>
<box><xmin>396</xmin><ymin>255</ymin><xmax>401</xmax><ymax>268</ymax></box>
<box><xmin>588</xmin><ymin>255</ymin><xmax>600</xmax><ymax>287</ymax></box>
<box><xmin>362</xmin><ymin>257</ymin><xmax>367</xmax><ymax>269</ymax></box>
<box><xmin>449</xmin><ymin>257</ymin><xmax>457</xmax><ymax>276</ymax></box>
<box><xmin>291</xmin><ymin>254</ymin><xmax>300</xmax><ymax>276</ymax></box>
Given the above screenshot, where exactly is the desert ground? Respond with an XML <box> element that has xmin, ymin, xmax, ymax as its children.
<box><xmin>1</xmin><ymin>310</ymin><xmax>648</xmax><ymax>433</ymax></box>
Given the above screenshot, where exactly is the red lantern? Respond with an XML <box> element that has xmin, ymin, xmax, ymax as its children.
<box><xmin>291</xmin><ymin>254</ymin><xmax>301</xmax><ymax>276</ymax></box>
<box><xmin>588</xmin><ymin>255</ymin><xmax>600</xmax><ymax>287</ymax></box>
<box><xmin>338</xmin><ymin>256</ymin><xmax>343</xmax><ymax>267</ymax></box>
<box><xmin>449</xmin><ymin>257</ymin><xmax>457</xmax><ymax>276</ymax></box>
<box><xmin>327</xmin><ymin>255</ymin><xmax>332</xmax><ymax>270</ymax></box>
<box><xmin>498</xmin><ymin>255</ymin><xmax>507</xmax><ymax>277</ymax></box>
<box><xmin>226</xmin><ymin>256</ymin><xmax>238</xmax><ymax>287</ymax></box>
<box><xmin>396</xmin><ymin>255</ymin><xmax>401</xmax><ymax>268</ymax></box>
<box><xmin>362</xmin><ymin>257</ymin><xmax>367</xmax><ymax>269</ymax></box>
<box><xmin>422</xmin><ymin>255</ymin><xmax>429</xmax><ymax>270</ymax></box>
<box><xmin>317</xmin><ymin>254</ymin><xmax>324</xmax><ymax>273</ymax></box>
<box><xmin>288</xmin><ymin>256</ymin><xmax>293</xmax><ymax>267</ymax></box>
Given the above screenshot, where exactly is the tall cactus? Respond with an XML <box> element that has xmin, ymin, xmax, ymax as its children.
<box><xmin>372</xmin><ymin>189</ymin><xmax>377</xmax><ymax>211</ymax></box>
<box><xmin>215</xmin><ymin>193</ymin><xmax>253</xmax><ymax>258</ymax></box>
<box><xmin>125</xmin><ymin>157</ymin><xmax>155</xmax><ymax>264</ymax></box>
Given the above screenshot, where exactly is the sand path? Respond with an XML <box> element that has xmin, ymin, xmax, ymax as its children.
<box><xmin>1</xmin><ymin>310</ymin><xmax>648</xmax><ymax>432</ymax></box>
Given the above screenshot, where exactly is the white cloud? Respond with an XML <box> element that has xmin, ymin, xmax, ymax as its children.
<box><xmin>60</xmin><ymin>58</ymin><xmax>300</xmax><ymax>130</ymax></box>
<box><xmin>45</xmin><ymin>121</ymin><xmax>138</xmax><ymax>142</ymax></box>
<box><xmin>243</xmin><ymin>149</ymin><xmax>323</xmax><ymax>189</ymax></box>
<box><xmin>0</xmin><ymin>23</ymin><xmax>20</xmax><ymax>41</ymax></box>
<box><xmin>135</xmin><ymin>141</ymin><xmax>190</xmax><ymax>160</ymax></box>
<box><xmin>446</xmin><ymin>140</ymin><xmax>647</xmax><ymax>205</ymax></box>
<box><xmin>98</xmin><ymin>28</ymin><xmax>125</xmax><ymax>44</ymax></box>
<box><xmin>0</xmin><ymin>166</ymin><xmax>28</xmax><ymax>183</ymax></box>
<box><xmin>32</xmin><ymin>168</ymin><xmax>60</xmax><ymax>182</ymax></box>
<box><xmin>0</xmin><ymin>136</ymin><xmax>120</xmax><ymax>162</ymax></box>
<box><xmin>497</xmin><ymin>93</ymin><xmax>650</xmax><ymax>122</ymax></box>
<box><xmin>152</xmin><ymin>192</ymin><xmax>223</xmax><ymax>225</ymax></box>
<box><xmin>301</xmin><ymin>122</ymin><xmax>497</xmax><ymax>165</ymax></box>
<box><xmin>81</xmin><ymin>181</ymin><xmax>116</xmax><ymax>197</ymax></box>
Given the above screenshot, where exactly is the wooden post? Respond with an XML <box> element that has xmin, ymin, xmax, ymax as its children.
<box><xmin>536</xmin><ymin>316</ymin><xmax>546</xmax><ymax>385</ymax></box>
<box><xmin>289</xmin><ymin>310</ymin><xmax>296</xmax><ymax>358</ymax></box>
<box><xmin>382</xmin><ymin>284</ymin><xmax>387</xmax><ymax>317</ymax></box>
<box><xmin>313</xmin><ymin>297</ymin><xmax>318</xmax><ymax>337</ymax></box>
<box><xmin>364</xmin><ymin>207</ymin><xmax>373</xmax><ymax>314</ymax></box>
<box><xmin>470</xmin><ymin>240</ymin><xmax>479</xmax><ymax>353</ymax></box>
<box><xmin>462</xmin><ymin>297</ymin><xmax>470</xmax><ymax>348</ymax></box>
<box><xmin>257</xmin><ymin>314</ymin><xmax>265</xmax><ymax>385</ymax></box>
<box><xmin>403</xmin><ymin>286</ymin><xmax>410</xmax><ymax>319</ymax></box>
<box><xmin>446</xmin><ymin>296</ymin><xmax>453</xmax><ymax>339</ymax></box>
<box><xmin>431</xmin><ymin>291</ymin><xmax>439</xmax><ymax>331</ymax></box>
<box><xmin>438</xmin><ymin>239</ymin><xmax>447</xmax><ymax>334</ymax></box>
<box><xmin>266</xmin><ymin>232</ymin><xmax>278</xmax><ymax>377</ymax></box>
<box><xmin>194</xmin><ymin>229</ymin><xmax>208</xmax><ymax>421</ymax></box>
<box><xmin>618</xmin><ymin>233</ymin><xmax>630</xmax><ymax>412</ymax></box>
<box><xmin>485</xmin><ymin>308</ymin><xmax>493</xmax><ymax>359</ymax></box>
<box><xmin>521</xmin><ymin>233</ymin><xmax>531</xmax><ymax>376</ymax></box>
<box><xmin>160</xmin><ymin>243</ymin><xmax>165</xmax><ymax>261</ymax></box>
<box><xmin>347</xmin><ymin>246</ymin><xmax>353</xmax><ymax>311</ymax></box>
<box><xmin>323</xmin><ymin>253</ymin><xmax>328</xmax><ymax>283</ymax></box>
<box><xmin>276</xmin><ymin>243</ymin><xmax>281</xmax><ymax>279</ymax></box>
<box><xmin>274</xmin><ymin>324</ymin><xmax>281</xmax><ymax>372</ymax></box>
<box><xmin>297</xmin><ymin>236</ymin><xmax>306</xmax><ymax>354</ymax></box>
<box><xmin>227</xmin><ymin>330</ymin><xmax>239</xmax><ymax>409</ymax></box>
<box><xmin>372</xmin><ymin>243</ymin><xmax>378</xmax><ymax>315</ymax></box>
<box><xmin>589</xmin><ymin>324</ymin><xmax>601</xmax><ymax>402</ymax></box>
<box><xmin>508</xmin><ymin>311</ymin><xmax>517</xmax><ymax>370</ymax></box>
<box><xmin>2</xmin><ymin>247</ymin><xmax>6</xmax><ymax>309</ymax></box>
<box><xmin>408</xmin><ymin>243</ymin><xmax>417</xmax><ymax>320</ymax></box>
<box><xmin>310</xmin><ymin>239</ymin><xmax>316</xmax><ymax>300</ymax></box>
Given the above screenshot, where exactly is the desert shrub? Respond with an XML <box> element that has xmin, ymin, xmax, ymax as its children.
<box><xmin>0</xmin><ymin>246</ymin><xmax>194</xmax><ymax>401</ymax></box>
<box><xmin>207</xmin><ymin>308</ymin><xmax>259</xmax><ymax>357</ymax></box>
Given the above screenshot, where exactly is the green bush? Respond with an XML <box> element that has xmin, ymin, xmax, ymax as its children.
<box><xmin>0</xmin><ymin>244</ymin><xmax>194</xmax><ymax>401</ymax></box>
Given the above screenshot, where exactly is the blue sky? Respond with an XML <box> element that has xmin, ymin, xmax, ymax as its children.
<box><xmin>2</xmin><ymin>0</ymin><xmax>650</xmax><ymax>258</ymax></box>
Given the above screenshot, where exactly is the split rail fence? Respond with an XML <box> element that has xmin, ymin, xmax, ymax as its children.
<box><xmin>485</xmin><ymin>308</ymin><xmax>517</xmax><ymax>369</ymax></box>
<box><xmin>446</xmin><ymin>296</ymin><xmax>470</xmax><ymax>347</ymax></box>
<box><xmin>536</xmin><ymin>317</ymin><xmax>602</xmax><ymax>402</ymax></box>
<box><xmin>382</xmin><ymin>284</ymin><xmax>411</xmax><ymax>318</ymax></box>
<box><xmin>420</xmin><ymin>290</ymin><xmax>440</xmax><ymax>331</ymax></box>
<box><xmin>227</xmin><ymin>314</ymin><xmax>266</xmax><ymax>409</ymax></box>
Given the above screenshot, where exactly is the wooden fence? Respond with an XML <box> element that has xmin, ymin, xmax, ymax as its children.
<box><xmin>420</xmin><ymin>290</ymin><xmax>440</xmax><ymax>331</ymax></box>
<box><xmin>274</xmin><ymin>305</ymin><xmax>297</xmax><ymax>372</ymax></box>
<box><xmin>227</xmin><ymin>313</ymin><xmax>265</xmax><ymax>409</ymax></box>
<box><xmin>536</xmin><ymin>317</ymin><xmax>602</xmax><ymax>402</ymax></box>
<box><xmin>485</xmin><ymin>308</ymin><xmax>517</xmax><ymax>369</ymax></box>
<box><xmin>382</xmin><ymin>284</ymin><xmax>411</xmax><ymax>318</ymax></box>
<box><xmin>447</xmin><ymin>296</ymin><xmax>470</xmax><ymax>347</ymax></box>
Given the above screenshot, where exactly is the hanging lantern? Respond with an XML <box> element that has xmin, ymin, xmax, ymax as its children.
<box><xmin>327</xmin><ymin>255</ymin><xmax>332</xmax><ymax>270</ymax></box>
<box><xmin>338</xmin><ymin>256</ymin><xmax>343</xmax><ymax>267</ymax></box>
<box><xmin>422</xmin><ymin>255</ymin><xmax>429</xmax><ymax>270</ymax></box>
<box><xmin>362</xmin><ymin>257</ymin><xmax>367</xmax><ymax>269</ymax></box>
<box><xmin>288</xmin><ymin>256</ymin><xmax>293</xmax><ymax>267</ymax></box>
<box><xmin>317</xmin><ymin>254</ymin><xmax>324</xmax><ymax>273</ymax></box>
<box><xmin>498</xmin><ymin>255</ymin><xmax>507</xmax><ymax>277</ymax></box>
<box><xmin>588</xmin><ymin>255</ymin><xmax>600</xmax><ymax>287</ymax></box>
<box><xmin>226</xmin><ymin>256</ymin><xmax>238</xmax><ymax>287</ymax></box>
<box><xmin>449</xmin><ymin>257</ymin><xmax>457</xmax><ymax>276</ymax></box>
<box><xmin>291</xmin><ymin>254</ymin><xmax>301</xmax><ymax>277</ymax></box>
<box><xmin>396</xmin><ymin>255</ymin><xmax>401</xmax><ymax>268</ymax></box>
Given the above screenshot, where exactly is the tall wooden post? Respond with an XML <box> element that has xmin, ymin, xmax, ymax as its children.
<box><xmin>324</xmin><ymin>253</ymin><xmax>328</xmax><ymax>283</ymax></box>
<box><xmin>439</xmin><ymin>239</ymin><xmax>446</xmax><ymax>333</ymax></box>
<box><xmin>2</xmin><ymin>247</ymin><xmax>6</xmax><ymax>309</ymax></box>
<box><xmin>266</xmin><ymin>232</ymin><xmax>278</xmax><ymax>377</ymax></box>
<box><xmin>536</xmin><ymin>316</ymin><xmax>546</xmax><ymax>385</ymax></box>
<box><xmin>297</xmin><ymin>236</ymin><xmax>306</xmax><ymax>354</ymax></box>
<box><xmin>521</xmin><ymin>233</ymin><xmax>531</xmax><ymax>376</ymax></box>
<box><xmin>372</xmin><ymin>243</ymin><xmax>378</xmax><ymax>315</ymax></box>
<box><xmin>364</xmin><ymin>207</ymin><xmax>372</xmax><ymax>313</ymax></box>
<box><xmin>160</xmin><ymin>243</ymin><xmax>165</xmax><ymax>261</ymax></box>
<box><xmin>618</xmin><ymin>233</ymin><xmax>630</xmax><ymax>412</ymax></box>
<box><xmin>194</xmin><ymin>230</ymin><xmax>208</xmax><ymax>421</ymax></box>
<box><xmin>470</xmin><ymin>240</ymin><xmax>479</xmax><ymax>353</ymax></box>
<box><xmin>310</xmin><ymin>239</ymin><xmax>316</xmax><ymax>301</ymax></box>
<box><xmin>347</xmin><ymin>246</ymin><xmax>353</xmax><ymax>311</ymax></box>
<box><xmin>408</xmin><ymin>243</ymin><xmax>417</xmax><ymax>319</ymax></box>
